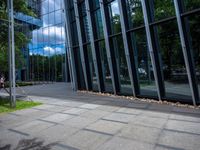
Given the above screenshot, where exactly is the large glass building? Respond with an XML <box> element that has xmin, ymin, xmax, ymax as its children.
<box><xmin>64</xmin><ymin>0</ymin><xmax>200</xmax><ymax>105</ymax></box>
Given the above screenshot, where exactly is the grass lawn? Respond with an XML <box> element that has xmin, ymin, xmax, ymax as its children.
<box><xmin>0</xmin><ymin>98</ymin><xmax>42</xmax><ymax>114</ymax></box>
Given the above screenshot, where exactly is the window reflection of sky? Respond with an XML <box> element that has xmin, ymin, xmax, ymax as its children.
<box><xmin>29</xmin><ymin>0</ymin><xmax>66</xmax><ymax>56</ymax></box>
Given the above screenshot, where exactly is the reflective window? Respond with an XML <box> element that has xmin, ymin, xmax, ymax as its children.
<box><xmin>97</xmin><ymin>41</ymin><xmax>113</xmax><ymax>92</ymax></box>
<box><xmin>185</xmin><ymin>13</ymin><xmax>200</xmax><ymax>98</ymax></box>
<box><xmin>182</xmin><ymin>0</ymin><xmax>200</xmax><ymax>12</ymax></box>
<box><xmin>130</xmin><ymin>30</ymin><xmax>157</xmax><ymax>97</ymax></box>
<box><xmin>126</xmin><ymin>0</ymin><xmax>144</xmax><ymax>29</ymax></box>
<box><xmin>157</xmin><ymin>20</ymin><xmax>192</xmax><ymax>100</ymax></box>
<box><xmin>106</xmin><ymin>0</ymin><xmax>121</xmax><ymax>34</ymax></box>
<box><xmin>110</xmin><ymin>35</ymin><xmax>132</xmax><ymax>94</ymax></box>
<box><xmin>92</xmin><ymin>10</ymin><xmax>104</xmax><ymax>39</ymax></box>
<box><xmin>147</xmin><ymin>0</ymin><xmax>175</xmax><ymax>22</ymax></box>
<box><xmin>28</xmin><ymin>0</ymin><xmax>67</xmax><ymax>82</ymax></box>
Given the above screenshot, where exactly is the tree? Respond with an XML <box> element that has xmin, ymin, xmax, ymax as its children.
<box><xmin>0</xmin><ymin>0</ymin><xmax>36</xmax><ymax>77</ymax></box>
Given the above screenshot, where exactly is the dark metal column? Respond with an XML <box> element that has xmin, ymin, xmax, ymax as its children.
<box><xmin>99</xmin><ymin>0</ymin><xmax>120</xmax><ymax>94</ymax></box>
<box><xmin>117</xmin><ymin>0</ymin><xmax>140</xmax><ymax>96</ymax></box>
<box><xmin>63</xmin><ymin>0</ymin><xmax>78</xmax><ymax>90</ymax></box>
<box><xmin>174</xmin><ymin>0</ymin><xmax>200</xmax><ymax>105</ymax></box>
<box><xmin>73</xmin><ymin>0</ymin><xmax>90</xmax><ymax>90</ymax></box>
<box><xmin>141</xmin><ymin>0</ymin><xmax>163</xmax><ymax>100</ymax></box>
<box><xmin>85</xmin><ymin>0</ymin><xmax>105</xmax><ymax>92</ymax></box>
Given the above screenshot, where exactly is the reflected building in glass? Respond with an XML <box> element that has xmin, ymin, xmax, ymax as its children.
<box><xmin>19</xmin><ymin>0</ymin><xmax>68</xmax><ymax>82</ymax></box>
<box><xmin>64</xmin><ymin>0</ymin><xmax>200</xmax><ymax>105</ymax></box>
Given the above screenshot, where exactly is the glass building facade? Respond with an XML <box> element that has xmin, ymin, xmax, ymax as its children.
<box><xmin>19</xmin><ymin>0</ymin><xmax>67</xmax><ymax>82</ymax></box>
<box><xmin>64</xmin><ymin>0</ymin><xmax>200</xmax><ymax>105</ymax></box>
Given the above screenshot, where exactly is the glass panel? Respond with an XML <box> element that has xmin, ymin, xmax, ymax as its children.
<box><xmin>85</xmin><ymin>45</ymin><xmax>98</xmax><ymax>90</ymax></box>
<box><xmin>92</xmin><ymin>9</ymin><xmax>104</xmax><ymax>39</ymax></box>
<box><xmin>111</xmin><ymin>35</ymin><xmax>132</xmax><ymax>95</ymax></box>
<box><xmin>186</xmin><ymin>13</ymin><xmax>200</xmax><ymax>98</ymax></box>
<box><xmin>130</xmin><ymin>30</ymin><xmax>157</xmax><ymax>97</ymax></box>
<box><xmin>74</xmin><ymin>48</ymin><xmax>86</xmax><ymax>89</ymax></box>
<box><xmin>157</xmin><ymin>20</ymin><xmax>192</xmax><ymax>101</ymax></box>
<box><xmin>183</xmin><ymin>0</ymin><xmax>200</xmax><ymax>12</ymax></box>
<box><xmin>126</xmin><ymin>0</ymin><xmax>144</xmax><ymax>29</ymax></box>
<box><xmin>106</xmin><ymin>0</ymin><xmax>121</xmax><ymax>34</ymax></box>
<box><xmin>91</xmin><ymin>0</ymin><xmax>100</xmax><ymax>10</ymax></box>
<box><xmin>148</xmin><ymin>0</ymin><xmax>175</xmax><ymax>22</ymax></box>
<box><xmin>97</xmin><ymin>41</ymin><xmax>113</xmax><ymax>93</ymax></box>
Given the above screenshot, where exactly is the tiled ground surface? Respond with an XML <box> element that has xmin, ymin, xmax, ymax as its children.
<box><xmin>0</xmin><ymin>83</ymin><xmax>200</xmax><ymax>150</ymax></box>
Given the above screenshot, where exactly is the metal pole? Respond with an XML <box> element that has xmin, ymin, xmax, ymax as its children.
<box><xmin>8</xmin><ymin>0</ymin><xmax>16</xmax><ymax>107</ymax></box>
<box><xmin>7</xmin><ymin>0</ymin><xmax>12</xmax><ymax>107</ymax></box>
<box><xmin>141</xmin><ymin>0</ymin><xmax>162</xmax><ymax>100</ymax></box>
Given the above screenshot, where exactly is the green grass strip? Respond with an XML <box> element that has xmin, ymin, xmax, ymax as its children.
<box><xmin>0</xmin><ymin>98</ymin><xmax>42</xmax><ymax>114</ymax></box>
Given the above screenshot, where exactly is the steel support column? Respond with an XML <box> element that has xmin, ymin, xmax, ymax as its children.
<box><xmin>174</xmin><ymin>0</ymin><xmax>199</xmax><ymax>105</ymax></box>
<box><xmin>85</xmin><ymin>0</ymin><xmax>105</xmax><ymax>92</ymax></box>
<box><xmin>141</xmin><ymin>0</ymin><xmax>163</xmax><ymax>100</ymax></box>
<box><xmin>63</xmin><ymin>0</ymin><xmax>78</xmax><ymax>90</ymax></box>
<box><xmin>117</xmin><ymin>0</ymin><xmax>140</xmax><ymax>96</ymax></box>
<box><xmin>99</xmin><ymin>0</ymin><xmax>120</xmax><ymax>94</ymax></box>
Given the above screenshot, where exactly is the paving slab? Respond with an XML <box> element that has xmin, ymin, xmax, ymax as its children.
<box><xmin>118</xmin><ymin>124</ymin><xmax>162</xmax><ymax>144</ymax></box>
<box><xmin>97</xmin><ymin>105</ymin><xmax>121</xmax><ymax>112</ymax></box>
<box><xmin>34</xmin><ymin>124</ymin><xmax>79</xmax><ymax>143</ymax></box>
<box><xmin>116</xmin><ymin>107</ymin><xmax>142</xmax><ymax>115</ymax></box>
<box><xmin>169</xmin><ymin>114</ymin><xmax>200</xmax><ymax>123</ymax></box>
<box><xmin>62</xmin><ymin>108</ymin><xmax>89</xmax><ymax>115</ymax></box>
<box><xmin>132</xmin><ymin>115</ymin><xmax>167</xmax><ymax>129</ymax></box>
<box><xmin>0</xmin><ymin>130</ymin><xmax>30</xmax><ymax>149</ymax></box>
<box><xmin>165</xmin><ymin>120</ymin><xmax>200</xmax><ymax>134</ymax></box>
<box><xmin>79</xmin><ymin>104</ymin><xmax>100</xmax><ymax>109</ymax></box>
<box><xmin>158</xmin><ymin>130</ymin><xmax>200</xmax><ymax>150</ymax></box>
<box><xmin>96</xmin><ymin>136</ymin><xmax>155</xmax><ymax>150</ymax></box>
<box><xmin>85</xmin><ymin>120</ymin><xmax>125</xmax><ymax>135</ymax></box>
<box><xmin>62</xmin><ymin>116</ymin><xmax>96</xmax><ymax>129</ymax></box>
<box><xmin>41</xmin><ymin>113</ymin><xmax>74</xmax><ymax>123</ymax></box>
<box><xmin>62</xmin><ymin>129</ymin><xmax>111</xmax><ymax>150</ymax></box>
<box><xmin>12</xmin><ymin>120</ymin><xmax>55</xmax><ymax>135</ymax></box>
<box><xmin>80</xmin><ymin>109</ymin><xmax>111</xmax><ymax>120</ymax></box>
<box><xmin>103</xmin><ymin>112</ymin><xmax>136</xmax><ymax>123</ymax></box>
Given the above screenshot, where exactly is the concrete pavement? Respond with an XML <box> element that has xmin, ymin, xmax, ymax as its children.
<box><xmin>0</xmin><ymin>83</ymin><xmax>200</xmax><ymax>150</ymax></box>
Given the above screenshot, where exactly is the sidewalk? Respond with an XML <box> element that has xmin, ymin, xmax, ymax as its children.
<box><xmin>0</xmin><ymin>83</ymin><xmax>200</xmax><ymax>150</ymax></box>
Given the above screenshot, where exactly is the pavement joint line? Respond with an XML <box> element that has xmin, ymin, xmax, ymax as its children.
<box><xmin>155</xmin><ymin>143</ymin><xmax>185</xmax><ymax>150</ymax></box>
<box><xmin>7</xmin><ymin>113</ymin><xmax>21</xmax><ymax>117</ymax></box>
<box><xmin>169</xmin><ymin>118</ymin><xmax>200</xmax><ymax>123</ymax></box>
<box><xmin>113</xmin><ymin>111</ymin><xmax>140</xmax><ymax>116</ymax></box>
<box><xmin>153</xmin><ymin>114</ymin><xmax>169</xmax><ymax>149</ymax></box>
<box><xmin>32</xmin><ymin>108</ymin><xmax>67</xmax><ymax>113</ymax></box>
<box><xmin>55</xmin><ymin>143</ymin><xmax>80</xmax><ymax>150</ymax></box>
<box><xmin>58</xmin><ymin>112</ymin><xmax>79</xmax><ymax>116</ymax></box>
<box><xmin>100</xmin><ymin>118</ymin><xmax>128</xmax><ymax>124</ymax></box>
<box><xmin>131</xmin><ymin>122</ymin><xmax>165</xmax><ymax>130</ymax></box>
<box><xmin>82</xmin><ymin>128</ymin><xmax>114</xmax><ymax>136</ymax></box>
<box><xmin>8</xmin><ymin>129</ymin><xmax>29</xmax><ymax>136</ymax></box>
<box><xmin>141</xmin><ymin>115</ymin><xmax>169</xmax><ymax>120</ymax></box>
<box><xmin>163</xmin><ymin>128</ymin><xmax>200</xmax><ymax>136</ymax></box>
<box><xmin>171</xmin><ymin>111</ymin><xmax>200</xmax><ymax>117</ymax></box>
<box><xmin>37</xmin><ymin>119</ymin><xmax>59</xmax><ymax>125</ymax></box>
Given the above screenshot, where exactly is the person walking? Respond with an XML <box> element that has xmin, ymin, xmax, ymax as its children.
<box><xmin>0</xmin><ymin>74</ymin><xmax>5</xmax><ymax>88</ymax></box>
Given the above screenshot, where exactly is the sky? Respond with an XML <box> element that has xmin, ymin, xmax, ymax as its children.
<box><xmin>29</xmin><ymin>0</ymin><xmax>66</xmax><ymax>56</ymax></box>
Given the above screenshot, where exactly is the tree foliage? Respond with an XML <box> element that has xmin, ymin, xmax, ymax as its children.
<box><xmin>0</xmin><ymin>0</ymin><xmax>35</xmax><ymax>76</ymax></box>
